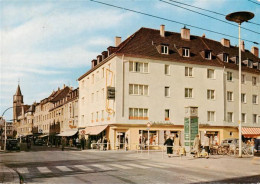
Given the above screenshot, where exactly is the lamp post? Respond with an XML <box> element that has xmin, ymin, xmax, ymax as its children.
<box><xmin>226</xmin><ymin>11</ymin><xmax>254</xmax><ymax>157</ymax></box>
<box><xmin>147</xmin><ymin>122</ymin><xmax>151</xmax><ymax>156</ymax></box>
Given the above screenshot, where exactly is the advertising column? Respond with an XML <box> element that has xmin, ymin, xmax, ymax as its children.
<box><xmin>184</xmin><ymin>107</ymin><xmax>198</xmax><ymax>152</ymax></box>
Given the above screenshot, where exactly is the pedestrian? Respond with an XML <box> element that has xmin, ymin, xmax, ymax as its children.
<box><xmin>250</xmin><ymin>138</ymin><xmax>255</xmax><ymax>156</ymax></box>
<box><xmin>174</xmin><ymin>134</ymin><xmax>181</xmax><ymax>155</ymax></box>
<box><xmin>69</xmin><ymin>138</ymin><xmax>73</xmax><ymax>147</ymax></box>
<box><xmin>193</xmin><ymin>134</ymin><xmax>201</xmax><ymax>158</ymax></box>
<box><xmin>125</xmin><ymin>135</ymin><xmax>129</xmax><ymax>151</ymax></box>
<box><xmin>254</xmin><ymin>136</ymin><xmax>260</xmax><ymax>156</ymax></box>
<box><xmin>164</xmin><ymin>136</ymin><xmax>173</xmax><ymax>157</ymax></box>
<box><xmin>203</xmin><ymin>134</ymin><xmax>210</xmax><ymax>158</ymax></box>
<box><xmin>103</xmin><ymin>138</ymin><xmax>108</xmax><ymax>151</ymax></box>
<box><xmin>61</xmin><ymin>137</ymin><xmax>66</xmax><ymax>151</ymax></box>
<box><xmin>81</xmin><ymin>137</ymin><xmax>86</xmax><ymax>150</ymax></box>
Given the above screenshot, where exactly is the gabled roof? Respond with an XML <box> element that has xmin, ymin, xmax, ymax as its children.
<box><xmin>50</xmin><ymin>86</ymin><xmax>71</xmax><ymax>103</ymax></box>
<box><xmin>78</xmin><ymin>27</ymin><xmax>259</xmax><ymax>80</ymax></box>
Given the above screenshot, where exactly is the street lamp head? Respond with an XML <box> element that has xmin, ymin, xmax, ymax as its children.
<box><xmin>226</xmin><ymin>11</ymin><xmax>254</xmax><ymax>24</ymax></box>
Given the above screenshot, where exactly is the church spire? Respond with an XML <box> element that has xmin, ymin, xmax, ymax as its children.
<box><xmin>15</xmin><ymin>84</ymin><xmax>22</xmax><ymax>96</ymax></box>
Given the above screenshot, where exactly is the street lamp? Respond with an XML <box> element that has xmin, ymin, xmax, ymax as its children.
<box><xmin>226</xmin><ymin>11</ymin><xmax>254</xmax><ymax>157</ymax></box>
<box><xmin>146</xmin><ymin>122</ymin><xmax>151</xmax><ymax>156</ymax></box>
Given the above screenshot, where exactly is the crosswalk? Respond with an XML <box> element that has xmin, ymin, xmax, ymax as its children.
<box><xmin>15</xmin><ymin>161</ymin><xmax>173</xmax><ymax>175</ymax></box>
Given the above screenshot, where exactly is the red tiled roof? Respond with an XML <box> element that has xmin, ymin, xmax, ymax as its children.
<box><xmin>78</xmin><ymin>27</ymin><xmax>259</xmax><ymax>80</ymax></box>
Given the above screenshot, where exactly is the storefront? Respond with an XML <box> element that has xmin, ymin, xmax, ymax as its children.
<box><xmin>242</xmin><ymin>127</ymin><xmax>260</xmax><ymax>139</ymax></box>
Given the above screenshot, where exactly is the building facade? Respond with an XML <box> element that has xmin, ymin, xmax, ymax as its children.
<box><xmin>78</xmin><ymin>25</ymin><xmax>260</xmax><ymax>150</ymax></box>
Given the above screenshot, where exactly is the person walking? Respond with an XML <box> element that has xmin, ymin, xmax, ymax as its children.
<box><xmin>103</xmin><ymin>138</ymin><xmax>108</xmax><ymax>151</ymax></box>
<box><xmin>254</xmin><ymin>136</ymin><xmax>260</xmax><ymax>156</ymax></box>
<box><xmin>61</xmin><ymin>137</ymin><xmax>66</xmax><ymax>151</ymax></box>
<box><xmin>164</xmin><ymin>136</ymin><xmax>173</xmax><ymax>157</ymax></box>
<box><xmin>69</xmin><ymin>138</ymin><xmax>73</xmax><ymax>147</ymax></box>
<box><xmin>174</xmin><ymin>134</ymin><xmax>181</xmax><ymax>155</ymax></box>
<box><xmin>81</xmin><ymin>137</ymin><xmax>86</xmax><ymax>150</ymax></box>
<box><xmin>203</xmin><ymin>134</ymin><xmax>210</xmax><ymax>158</ymax></box>
<box><xmin>193</xmin><ymin>134</ymin><xmax>201</xmax><ymax>158</ymax></box>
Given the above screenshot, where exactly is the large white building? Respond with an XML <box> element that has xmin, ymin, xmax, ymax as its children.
<box><xmin>78</xmin><ymin>25</ymin><xmax>260</xmax><ymax>150</ymax></box>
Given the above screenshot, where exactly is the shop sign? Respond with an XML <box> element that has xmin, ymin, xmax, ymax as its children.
<box><xmin>184</xmin><ymin>117</ymin><xmax>198</xmax><ymax>147</ymax></box>
<box><xmin>117</xmin><ymin>133</ymin><xmax>123</xmax><ymax>136</ymax></box>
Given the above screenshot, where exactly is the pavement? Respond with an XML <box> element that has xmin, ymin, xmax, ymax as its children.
<box><xmin>0</xmin><ymin>147</ymin><xmax>260</xmax><ymax>183</ymax></box>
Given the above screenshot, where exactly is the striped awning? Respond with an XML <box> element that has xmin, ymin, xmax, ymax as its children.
<box><xmin>242</xmin><ymin>127</ymin><xmax>260</xmax><ymax>137</ymax></box>
<box><xmin>85</xmin><ymin>125</ymin><xmax>108</xmax><ymax>135</ymax></box>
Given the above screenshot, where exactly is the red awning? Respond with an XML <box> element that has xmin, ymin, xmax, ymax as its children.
<box><xmin>242</xmin><ymin>127</ymin><xmax>260</xmax><ymax>137</ymax></box>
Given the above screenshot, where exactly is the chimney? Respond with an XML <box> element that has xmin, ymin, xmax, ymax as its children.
<box><xmin>91</xmin><ymin>59</ymin><xmax>97</xmax><ymax>68</ymax></box>
<box><xmin>63</xmin><ymin>84</ymin><xmax>66</xmax><ymax>89</ymax></box>
<box><xmin>97</xmin><ymin>55</ymin><xmax>102</xmax><ymax>64</ymax></box>
<box><xmin>251</xmin><ymin>46</ymin><xmax>259</xmax><ymax>57</ymax></box>
<box><xmin>202</xmin><ymin>33</ymin><xmax>206</xmax><ymax>38</ymax></box>
<box><xmin>181</xmin><ymin>27</ymin><xmax>190</xmax><ymax>40</ymax></box>
<box><xmin>102</xmin><ymin>51</ymin><xmax>108</xmax><ymax>60</ymax></box>
<box><xmin>241</xmin><ymin>40</ymin><xmax>245</xmax><ymax>52</ymax></box>
<box><xmin>160</xmin><ymin>25</ymin><xmax>165</xmax><ymax>37</ymax></box>
<box><xmin>221</xmin><ymin>38</ymin><xmax>230</xmax><ymax>47</ymax></box>
<box><xmin>115</xmin><ymin>36</ymin><xmax>121</xmax><ymax>47</ymax></box>
<box><xmin>107</xmin><ymin>46</ymin><xmax>117</xmax><ymax>56</ymax></box>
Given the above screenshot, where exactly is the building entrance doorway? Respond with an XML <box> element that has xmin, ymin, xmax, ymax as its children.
<box><xmin>116</xmin><ymin>132</ymin><xmax>126</xmax><ymax>149</ymax></box>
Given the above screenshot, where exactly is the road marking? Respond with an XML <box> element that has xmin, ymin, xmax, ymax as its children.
<box><xmin>17</xmin><ymin>167</ymin><xmax>29</xmax><ymax>174</ymax></box>
<box><xmin>56</xmin><ymin>166</ymin><xmax>72</xmax><ymax>172</ymax></box>
<box><xmin>125</xmin><ymin>163</ymin><xmax>150</xmax><ymax>169</ymax></box>
<box><xmin>74</xmin><ymin>165</ymin><xmax>93</xmax><ymax>171</ymax></box>
<box><xmin>109</xmin><ymin>164</ymin><xmax>132</xmax><ymax>169</ymax></box>
<box><xmin>91</xmin><ymin>164</ymin><xmax>113</xmax><ymax>171</ymax></box>
<box><xmin>158</xmin><ymin>163</ymin><xmax>181</xmax><ymax>168</ymax></box>
<box><xmin>37</xmin><ymin>167</ymin><xmax>52</xmax><ymax>173</ymax></box>
<box><xmin>142</xmin><ymin>163</ymin><xmax>167</xmax><ymax>168</ymax></box>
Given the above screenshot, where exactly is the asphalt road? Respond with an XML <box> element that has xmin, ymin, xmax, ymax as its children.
<box><xmin>1</xmin><ymin>146</ymin><xmax>260</xmax><ymax>183</ymax></box>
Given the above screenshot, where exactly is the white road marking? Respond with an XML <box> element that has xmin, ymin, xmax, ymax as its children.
<box><xmin>125</xmin><ymin>163</ymin><xmax>150</xmax><ymax>169</ymax></box>
<box><xmin>56</xmin><ymin>166</ymin><xmax>72</xmax><ymax>172</ymax></box>
<box><xmin>37</xmin><ymin>167</ymin><xmax>52</xmax><ymax>173</ymax></box>
<box><xmin>142</xmin><ymin>163</ymin><xmax>167</xmax><ymax>168</ymax></box>
<box><xmin>74</xmin><ymin>165</ymin><xmax>93</xmax><ymax>171</ymax></box>
<box><xmin>109</xmin><ymin>164</ymin><xmax>132</xmax><ymax>169</ymax></box>
<box><xmin>17</xmin><ymin>167</ymin><xmax>29</xmax><ymax>174</ymax></box>
<box><xmin>158</xmin><ymin>163</ymin><xmax>182</xmax><ymax>168</ymax></box>
<box><xmin>91</xmin><ymin>164</ymin><xmax>113</xmax><ymax>170</ymax></box>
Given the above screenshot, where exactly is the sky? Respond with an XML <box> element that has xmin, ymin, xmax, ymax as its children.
<box><xmin>0</xmin><ymin>0</ymin><xmax>259</xmax><ymax>120</ymax></box>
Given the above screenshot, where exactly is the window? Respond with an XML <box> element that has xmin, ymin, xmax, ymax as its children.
<box><xmin>207</xmin><ymin>89</ymin><xmax>215</xmax><ymax>100</ymax></box>
<box><xmin>252</xmin><ymin>77</ymin><xmax>257</xmax><ymax>86</ymax></box>
<box><xmin>253</xmin><ymin>95</ymin><xmax>258</xmax><ymax>104</ymax></box>
<box><xmin>161</xmin><ymin>45</ymin><xmax>169</xmax><ymax>54</ymax></box>
<box><xmin>207</xmin><ymin>69</ymin><xmax>215</xmax><ymax>79</ymax></box>
<box><xmin>183</xmin><ymin>48</ymin><xmax>190</xmax><ymax>57</ymax></box>
<box><xmin>227</xmin><ymin>71</ymin><xmax>233</xmax><ymax>81</ymax></box>
<box><xmin>235</xmin><ymin>56</ymin><xmax>239</xmax><ymax>65</ymax></box>
<box><xmin>101</xmin><ymin>110</ymin><xmax>104</xmax><ymax>121</ymax></box>
<box><xmin>91</xmin><ymin>93</ymin><xmax>94</xmax><ymax>103</ymax></box>
<box><xmin>185</xmin><ymin>88</ymin><xmax>193</xmax><ymax>98</ymax></box>
<box><xmin>102</xmin><ymin>67</ymin><xmax>105</xmax><ymax>78</ymax></box>
<box><xmin>129</xmin><ymin>108</ymin><xmax>148</xmax><ymax>120</ymax></box>
<box><xmin>207</xmin><ymin>111</ymin><xmax>215</xmax><ymax>122</ymax></box>
<box><xmin>129</xmin><ymin>84</ymin><xmax>149</xmax><ymax>96</ymax></box>
<box><xmin>165</xmin><ymin>87</ymin><xmax>170</xmax><ymax>97</ymax></box>
<box><xmin>185</xmin><ymin>67</ymin><xmax>193</xmax><ymax>77</ymax></box>
<box><xmin>205</xmin><ymin>51</ymin><xmax>211</xmax><ymax>60</ymax></box>
<box><xmin>165</xmin><ymin>65</ymin><xmax>170</xmax><ymax>75</ymax></box>
<box><xmin>82</xmin><ymin>115</ymin><xmax>84</xmax><ymax>124</ymax></box>
<box><xmin>241</xmin><ymin>113</ymin><xmax>246</xmax><ymax>123</ymax></box>
<box><xmin>227</xmin><ymin>112</ymin><xmax>233</xmax><ymax>123</ymax></box>
<box><xmin>165</xmin><ymin>109</ymin><xmax>170</xmax><ymax>121</ymax></box>
<box><xmin>248</xmin><ymin>60</ymin><xmax>253</xmax><ymax>68</ymax></box>
<box><xmin>241</xmin><ymin>93</ymin><xmax>246</xmax><ymax>103</ymax></box>
<box><xmin>227</xmin><ymin>91</ymin><xmax>233</xmax><ymax>101</ymax></box>
<box><xmin>91</xmin><ymin>113</ymin><xmax>94</xmax><ymax>122</ymax></box>
<box><xmin>253</xmin><ymin>114</ymin><xmax>258</xmax><ymax>124</ymax></box>
<box><xmin>96</xmin><ymin>91</ymin><xmax>99</xmax><ymax>101</ymax></box>
<box><xmin>129</xmin><ymin>61</ymin><xmax>149</xmax><ymax>73</ymax></box>
<box><xmin>241</xmin><ymin>74</ymin><xmax>245</xmax><ymax>84</ymax></box>
<box><xmin>92</xmin><ymin>74</ymin><xmax>94</xmax><ymax>84</ymax></box>
<box><xmin>223</xmin><ymin>54</ymin><xmax>229</xmax><ymax>62</ymax></box>
<box><xmin>96</xmin><ymin>111</ymin><xmax>99</xmax><ymax>121</ymax></box>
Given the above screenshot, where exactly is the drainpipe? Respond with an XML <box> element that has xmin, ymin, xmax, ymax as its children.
<box><xmin>122</xmin><ymin>55</ymin><xmax>126</xmax><ymax>117</ymax></box>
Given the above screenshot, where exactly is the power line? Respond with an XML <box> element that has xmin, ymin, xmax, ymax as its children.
<box><xmin>168</xmin><ymin>0</ymin><xmax>260</xmax><ymax>26</ymax></box>
<box><xmin>248</xmin><ymin>0</ymin><xmax>260</xmax><ymax>6</ymax></box>
<box><xmin>160</xmin><ymin>0</ymin><xmax>260</xmax><ymax>35</ymax></box>
<box><xmin>89</xmin><ymin>0</ymin><xmax>259</xmax><ymax>45</ymax></box>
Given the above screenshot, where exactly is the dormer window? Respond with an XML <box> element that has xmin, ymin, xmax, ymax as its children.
<box><xmin>235</xmin><ymin>56</ymin><xmax>239</xmax><ymax>65</ymax></box>
<box><xmin>161</xmin><ymin>45</ymin><xmax>169</xmax><ymax>54</ymax></box>
<box><xmin>248</xmin><ymin>60</ymin><xmax>253</xmax><ymax>68</ymax></box>
<box><xmin>182</xmin><ymin>48</ymin><xmax>190</xmax><ymax>57</ymax></box>
<box><xmin>223</xmin><ymin>53</ymin><xmax>229</xmax><ymax>63</ymax></box>
<box><xmin>205</xmin><ymin>50</ymin><xmax>212</xmax><ymax>60</ymax></box>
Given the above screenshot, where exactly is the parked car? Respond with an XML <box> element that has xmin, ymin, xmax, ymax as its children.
<box><xmin>6</xmin><ymin>139</ymin><xmax>20</xmax><ymax>151</ymax></box>
<box><xmin>220</xmin><ymin>138</ymin><xmax>239</xmax><ymax>147</ymax></box>
<box><xmin>35</xmin><ymin>139</ymin><xmax>44</xmax><ymax>146</ymax></box>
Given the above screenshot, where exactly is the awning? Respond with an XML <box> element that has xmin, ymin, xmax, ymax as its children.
<box><xmin>242</xmin><ymin>127</ymin><xmax>260</xmax><ymax>137</ymax></box>
<box><xmin>57</xmin><ymin>130</ymin><xmax>78</xmax><ymax>137</ymax></box>
<box><xmin>38</xmin><ymin>134</ymin><xmax>48</xmax><ymax>138</ymax></box>
<box><xmin>85</xmin><ymin>125</ymin><xmax>108</xmax><ymax>135</ymax></box>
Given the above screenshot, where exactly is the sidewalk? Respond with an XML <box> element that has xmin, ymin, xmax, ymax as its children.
<box><xmin>0</xmin><ymin>164</ymin><xmax>20</xmax><ymax>184</ymax></box>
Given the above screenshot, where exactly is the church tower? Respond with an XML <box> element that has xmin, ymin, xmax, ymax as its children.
<box><xmin>13</xmin><ymin>84</ymin><xmax>23</xmax><ymax>121</ymax></box>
